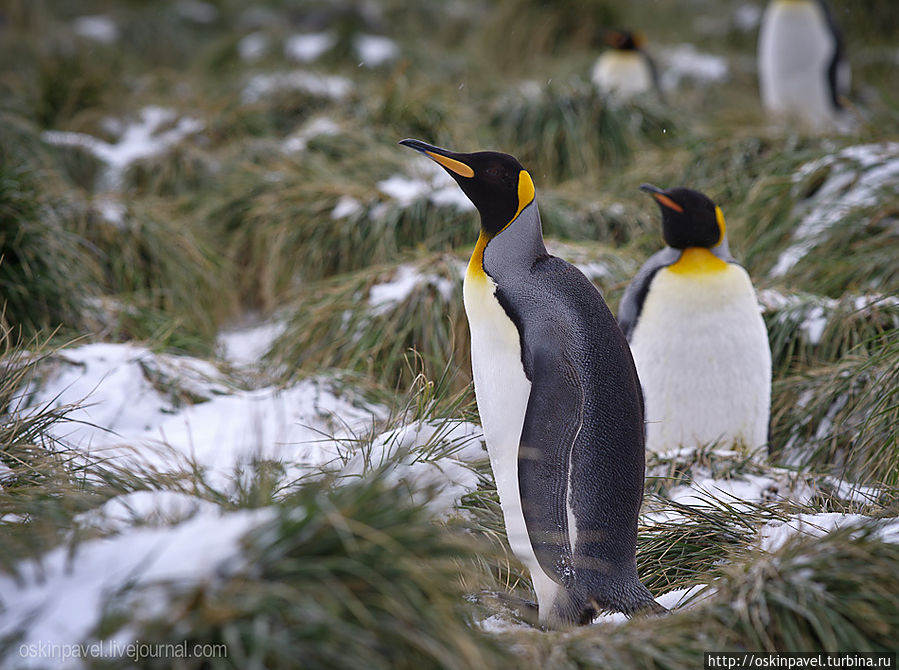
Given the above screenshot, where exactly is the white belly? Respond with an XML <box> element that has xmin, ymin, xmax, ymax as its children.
<box><xmin>758</xmin><ymin>1</ymin><xmax>838</xmax><ymax>129</ymax></box>
<box><xmin>629</xmin><ymin>264</ymin><xmax>772</xmax><ymax>454</ymax></box>
<box><xmin>463</xmin><ymin>272</ymin><xmax>562</xmax><ymax>615</ymax></box>
<box><xmin>591</xmin><ymin>51</ymin><xmax>653</xmax><ymax>100</ymax></box>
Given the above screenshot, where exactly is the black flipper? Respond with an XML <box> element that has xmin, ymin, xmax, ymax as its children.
<box><xmin>517</xmin><ymin>343</ymin><xmax>581</xmax><ymax>590</ymax></box>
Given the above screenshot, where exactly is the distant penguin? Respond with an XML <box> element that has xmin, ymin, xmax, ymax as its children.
<box><xmin>591</xmin><ymin>29</ymin><xmax>661</xmax><ymax>101</ymax></box>
<box><xmin>758</xmin><ymin>0</ymin><xmax>851</xmax><ymax>131</ymax></box>
<box><xmin>399</xmin><ymin>139</ymin><xmax>663</xmax><ymax>626</ymax></box>
<box><xmin>619</xmin><ymin>185</ymin><xmax>771</xmax><ymax>455</ymax></box>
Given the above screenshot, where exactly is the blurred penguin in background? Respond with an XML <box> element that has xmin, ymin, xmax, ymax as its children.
<box><xmin>758</xmin><ymin>0</ymin><xmax>852</xmax><ymax>131</ymax></box>
<box><xmin>591</xmin><ymin>29</ymin><xmax>661</xmax><ymax>101</ymax></box>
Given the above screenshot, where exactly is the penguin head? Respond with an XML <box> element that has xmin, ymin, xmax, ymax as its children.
<box><xmin>602</xmin><ymin>29</ymin><xmax>644</xmax><ymax>51</ymax></box>
<box><xmin>399</xmin><ymin>138</ymin><xmax>535</xmax><ymax>236</ymax></box>
<box><xmin>640</xmin><ymin>184</ymin><xmax>727</xmax><ymax>250</ymax></box>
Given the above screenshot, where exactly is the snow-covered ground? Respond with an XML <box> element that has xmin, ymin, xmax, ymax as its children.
<box><xmin>0</xmin><ymin>327</ymin><xmax>492</xmax><ymax>667</ymax></box>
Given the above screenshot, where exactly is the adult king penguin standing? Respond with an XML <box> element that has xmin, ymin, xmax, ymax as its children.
<box><xmin>400</xmin><ymin>139</ymin><xmax>663</xmax><ymax>627</ymax></box>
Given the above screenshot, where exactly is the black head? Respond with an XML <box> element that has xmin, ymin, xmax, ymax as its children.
<box><xmin>640</xmin><ymin>184</ymin><xmax>725</xmax><ymax>249</ymax></box>
<box><xmin>399</xmin><ymin>138</ymin><xmax>534</xmax><ymax>236</ymax></box>
<box><xmin>603</xmin><ymin>29</ymin><xmax>644</xmax><ymax>51</ymax></box>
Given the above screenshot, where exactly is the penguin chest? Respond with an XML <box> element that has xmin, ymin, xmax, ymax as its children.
<box><xmin>591</xmin><ymin>51</ymin><xmax>653</xmax><ymax>100</ymax></box>
<box><xmin>758</xmin><ymin>2</ymin><xmax>836</xmax><ymax>125</ymax></box>
<box><xmin>629</xmin><ymin>261</ymin><xmax>771</xmax><ymax>452</ymax></box>
<box><xmin>463</xmin><ymin>269</ymin><xmax>569</xmax><ymax>601</ymax></box>
<box><xmin>463</xmin><ymin>270</ymin><xmax>532</xmax><ymax>522</ymax></box>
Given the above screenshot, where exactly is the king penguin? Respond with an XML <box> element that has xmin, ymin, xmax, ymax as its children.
<box><xmin>619</xmin><ymin>185</ymin><xmax>772</xmax><ymax>455</ymax></box>
<box><xmin>399</xmin><ymin>139</ymin><xmax>662</xmax><ymax>626</ymax></box>
<box><xmin>591</xmin><ymin>29</ymin><xmax>661</xmax><ymax>101</ymax></box>
<box><xmin>757</xmin><ymin>0</ymin><xmax>851</xmax><ymax>131</ymax></box>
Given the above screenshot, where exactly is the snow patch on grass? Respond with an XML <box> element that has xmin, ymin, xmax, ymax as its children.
<box><xmin>354</xmin><ymin>34</ymin><xmax>398</xmax><ymax>66</ymax></box>
<box><xmin>771</xmin><ymin>142</ymin><xmax>899</xmax><ymax>277</ymax></box>
<box><xmin>17</xmin><ymin>343</ymin><xmax>383</xmax><ymax>489</ymax></box>
<box><xmin>42</xmin><ymin>107</ymin><xmax>203</xmax><ymax>190</ymax></box>
<box><xmin>218</xmin><ymin>319</ymin><xmax>288</xmax><ymax>366</ymax></box>
<box><xmin>368</xmin><ymin>264</ymin><xmax>456</xmax><ymax>315</ymax></box>
<box><xmin>340</xmin><ymin>419</ymin><xmax>486</xmax><ymax>513</ymax></box>
<box><xmin>282</xmin><ymin>117</ymin><xmax>340</xmax><ymax>153</ymax></box>
<box><xmin>72</xmin><ymin>15</ymin><xmax>118</xmax><ymax>44</ymax></box>
<box><xmin>284</xmin><ymin>32</ymin><xmax>335</xmax><ymax>63</ymax></box>
<box><xmin>241</xmin><ymin>71</ymin><xmax>353</xmax><ymax>104</ymax></box>
<box><xmin>759</xmin><ymin>513</ymin><xmax>899</xmax><ymax>553</ymax></box>
<box><xmin>238</xmin><ymin>31</ymin><xmax>269</xmax><ymax>62</ymax></box>
<box><xmin>660</xmin><ymin>44</ymin><xmax>729</xmax><ymax>90</ymax></box>
<box><xmin>376</xmin><ymin>158</ymin><xmax>476</xmax><ymax>214</ymax></box>
<box><xmin>0</xmin><ymin>507</ymin><xmax>274</xmax><ymax>667</ymax></box>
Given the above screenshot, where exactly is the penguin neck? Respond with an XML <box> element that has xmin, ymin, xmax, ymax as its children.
<box><xmin>476</xmin><ymin>200</ymin><xmax>546</xmax><ymax>284</ymax></box>
<box><xmin>669</xmin><ymin>247</ymin><xmax>729</xmax><ymax>276</ymax></box>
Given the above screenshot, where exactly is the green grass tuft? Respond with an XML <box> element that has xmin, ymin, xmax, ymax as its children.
<box><xmin>108</xmin><ymin>475</ymin><xmax>507</xmax><ymax>670</ymax></box>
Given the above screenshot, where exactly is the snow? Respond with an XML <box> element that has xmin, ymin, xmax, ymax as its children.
<box><xmin>354</xmin><ymin>34</ymin><xmax>399</xmax><ymax>66</ymax></box>
<box><xmin>282</xmin><ymin>117</ymin><xmax>340</xmax><ymax>153</ymax></box>
<box><xmin>821</xmin><ymin>476</ymin><xmax>882</xmax><ymax>505</ymax></box>
<box><xmin>368</xmin><ymin>264</ymin><xmax>456</xmax><ymax>315</ymax></box>
<box><xmin>217</xmin><ymin>319</ymin><xmax>287</xmax><ymax>366</ymax></box>
<box><xmin>340</xmin><ymin>420</ymin><xmax>486</xmax><ymax>513</ymax></box>
<box><xmin>332</xmin><ymin>195</ymin><xmax>364</xmax><ymax>219</ymax></box>
<box><xmin>241</xmin><ymin>71</ymin><xmax>353</xmax><ymax>104</ymax></box>
<box><xmin>74</xmin><ymin>490</ymin><xmax>220</xmax><ymax>533</ymax></box>
<box><xmin>41</xmin><ymin>106</ymin><xmax>203</xmax><ymax>190</ymax></box>
<box><xmin>664</xmin><ymin>469</ymin><xmax>816</xmax><ymax>513</ymax></box>
<box><xmin>284</xmin><ymin>32</ymin><xmax>335</xmax><ymax>63</ymax></box>
<box><xmin>376</xmin><ymin>164</ymin><xmax>475</xmax><ymax>213</ymax></box>
<box><xmin>660</xmin><ymin>44</ymin><xmax>729</xmax><ymax>90</ymax></box>
<box><xmin>17</xmin><ymin>343</ymin><xmax>383</xmax><ymax>489</ymax></box>
<box><xmin>758</xmin><ymin>289</ymin><xmax>899</xmax><ymax>346</ymax></box>
<box><xmin>733</xmin><ymin>4</ymin><xmax>762</xmax><ymax>31</ymax></box>
<box><xmin>72</xmin><ymin>15</ymin><xmax>118</xmax><ymax>44</ymax></box>
<box><xmin>0</xmin><ymin>507</ymin><xmax>274</xmax><ymax>668</ymax></box>
<box><xmin>771</xmin><ymin>142</ymin><xmax>899</xmax><ymax>277</ymax></box>
<box><xmin>238</xmin><ymin>31</ymin><xmax>269</xmax><ymax>62</ymax></box>
<box><xmin>759</xmin><ymin>513</ymin><xmax>899</xmax><ymax>553</ymax></box>
<box><xmin>93</xmin><ymin>197</ymin><xmax>126</xmax><ymax>227</ymax></box>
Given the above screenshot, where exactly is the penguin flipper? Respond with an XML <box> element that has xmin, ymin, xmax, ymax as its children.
<box><xmin>517</xmin><ymin>343</ymin><xmax>583</xmax><ymax>589</ymax></box>
<box><xmin>617</xmin><ymin>247</ymin><xmax>678</xmax><ymax>340</ymax></box>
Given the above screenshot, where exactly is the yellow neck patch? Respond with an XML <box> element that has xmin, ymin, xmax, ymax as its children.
<box><xmin>668</xmin><ymin>247</ymin><xmax>729</xmax><ymax>276</ymax></box>
<box><xmin>466</xmin><ymin>170</ymin><xmax>536</xmax><ymax>283</ymax></box>
<box><xmin>466</xmin><ymin>230</ymin><xmax>490</xmax><ymax>283</ymax></box>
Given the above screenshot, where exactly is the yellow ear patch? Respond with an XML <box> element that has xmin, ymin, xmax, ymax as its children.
<box><xmin>715</xmin><ymin>206</ymin><xmax>727</xmax><ymax>244</ymax></box>
<box><xmin>513</xmin><ymin>170</ymin><xmax>535</xmax><ymax>222</ymax></box>
<box><xmin>425</xmin><ymin>151</ymin><xmax>474</xmax><ymax>178</ymax></box>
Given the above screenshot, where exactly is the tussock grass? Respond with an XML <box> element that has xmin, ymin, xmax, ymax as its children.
<box><xmin>117</xmin><ymin>475</ymin><xmax>507</xmax><ymax>670</ymax></box>
<box><xmin>0</xmin><ymin>154</ymin><xmax>98</xmax><ymax>338</ymax></box>
<box><xmin>478</xmin><ymin>0</ymin><xmax>619</xmax><ymax>68</ymax></box>
<box><xmin>206</xmin><ymin>157</ymin><xmax>477</xmax><ymax>310</ymax></box>
<box><xmin>514</xmin><ymin>528</ymin><xmax>899</xmax><ymax>665</ymax></box>
<box><xmin>772</xmin><ymin>331</ymin><xmax>899</xmax><ymax>487</ymax></box>
<box><xmin>763</xmin><ymin>292</ymin><xmax>899</xmax><ymax>374</ymax></box>
<box><xmin>637</xmin><ymin>496</ymin><xmax>788</xmax><ymax>595</ymax></box>
<box><xmin>490</xmin><ymin>80</ymin><xmax>676</xmax><ymax>183</ymax></box>
<box><xmin>268</xmin><ymin>254</ymin><xmax>468</xmax><ymax>389</ymax></box>
<box><xmin>80</xmin><ymin>200</ymin><xmax>230</xmax><ymax>353</ymax></box>
<box><xmin>0</xmin><ymin>332</ymin><xmax>152</xmax><ymax>572</ymax></box>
